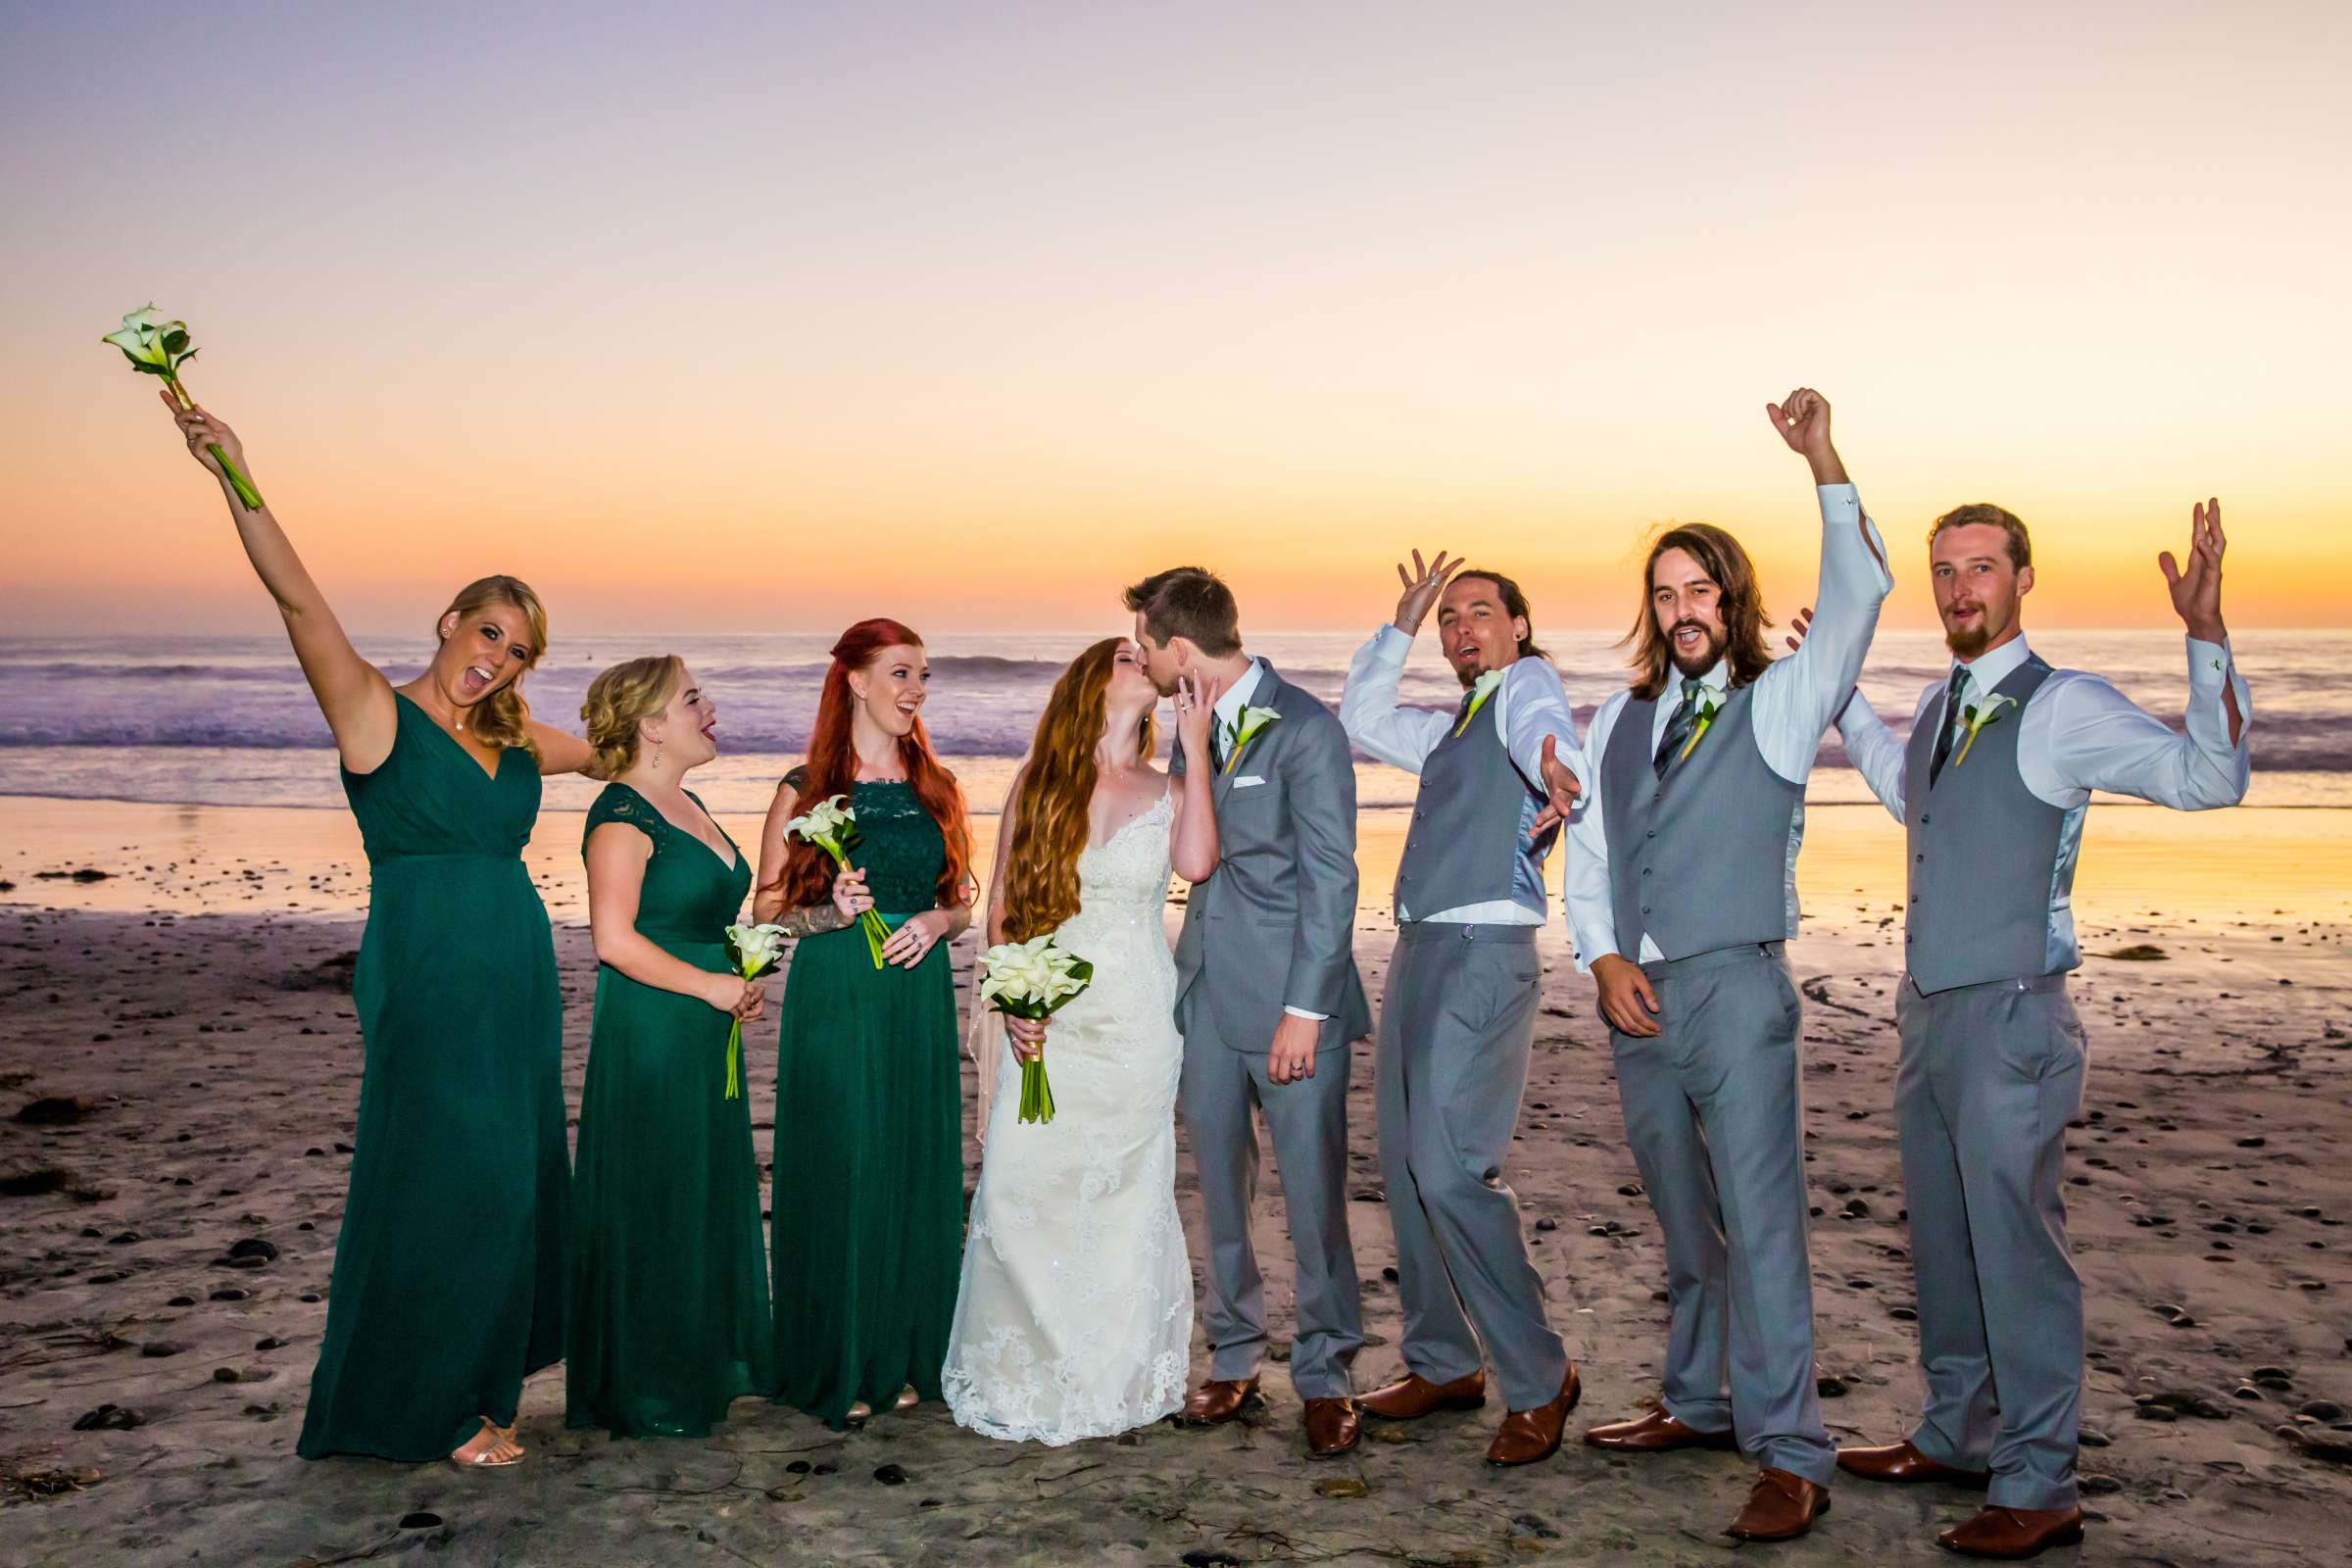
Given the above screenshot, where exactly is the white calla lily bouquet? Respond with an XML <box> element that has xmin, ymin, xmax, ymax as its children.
<box><xmin>976</xmin><ymin>935</ymin><xmax>1096</xmax><ymax>1124</ymax></box>
<box><xmin>101</xmin><ymin>306</ymin><xmax>265</xmax><ymax>511</ymax></box>
<box><xmin>721</xmin><ymin>923</ymin><xmax>787</xmax><ymax>1100</ymax></box>
<box><xmin>786</xmin><ymin>793</ymin><xmax>890</xmax><ymax>968</ymax></box>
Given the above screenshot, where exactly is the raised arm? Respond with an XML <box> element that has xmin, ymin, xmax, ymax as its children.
<box><xmin>167</xmin><ymin>398</ymin><xmax>396</xmax><ymax>771</ymax></box>
<box><xmin>587</xmin><ymin>822</ymin><xmax>760</xmax><ymax>1016</ymax></box>
<box><xmin>1339</xmin><ymin>550</ymin><xmax>1463</xmax><ymax>772</ymax></box>
<box><xmin>1753</xmin><ymin>389</ymin><xmax>1893</xmax><ymax>782</ymax></box>
<box><xmin>2036</xmin><ymin>501</ymin><xmax>2249</xmax><ymax>809</ymax></box>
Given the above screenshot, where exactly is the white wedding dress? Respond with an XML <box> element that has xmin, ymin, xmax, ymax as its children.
<box><xmin>943</xmin><ymin>789</ymin><xmax>1193</xmax><ymax>1445</ymax></box>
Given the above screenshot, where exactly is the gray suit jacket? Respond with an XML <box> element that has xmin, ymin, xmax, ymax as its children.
<box><xmin>1174</xmin><ymin>662</ymin><xmax>1372</xmax><ymax>1053</ymax></box>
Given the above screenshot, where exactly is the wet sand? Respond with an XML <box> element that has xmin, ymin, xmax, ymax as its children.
<box><xmin>2</xmin><ymin>796</ymin><xmax>2348</xmax><ymax>1565</ymax></box>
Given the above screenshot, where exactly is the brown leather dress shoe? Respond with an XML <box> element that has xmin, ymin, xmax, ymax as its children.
<box><xmin>1303</xmin><ymin>1396</ymin><xmax>1360</xmax><ymax>1457</ymax></box>
<box><xmin>1360</xmin><ymin>1368</ymin><xmax>1488</xmax><ymax>1420</ymax></box>
<box><xmin>1583</xmin><ymin>1405</ymin><xmax>1740</xmax><ymax>1453</ymax></box>
<box><xmin>1936</xmin><ymin>1505</ymin><xmax>2084</xmax><ymax>1559</ymax></box>
<box><xmin>1725</xmin><ymin>1467</ymin><xmax>1832</xmax><ymax>1542</ymax></box>
<box><xmin>1484</xmin><ymin>1364</ymin><xmax>1582</xmax><ymax>1466</ymax></box>
<box><xmin>1181</xmin><ymin>1376</ymin><xmax>1259</xmax><ymax>1426</ymax></box>
<box><xmin>1838</xmin><ymin>1439</ymin><xmax>1991</xmax><ymax>1488</ymax></box>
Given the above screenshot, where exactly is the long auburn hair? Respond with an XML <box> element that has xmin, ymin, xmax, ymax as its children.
<box><xmin>763</xmin><ymin>618</ymin><xmax>972</xmax><ymax>911</ymax></box>
<box><xmin>1002</xmin><ymin>638</ymin><xmax>1155</xmax><ymax>941</ymax></box>
<box><xmin>1623</xmin><ymin>524</ymin><xmax>1775</xmax><ymax>700</ymax></box>
<box><xmin>441</xmin><ymin>575</ymin><xmax>547</xmax><ymax>756</ymax></box>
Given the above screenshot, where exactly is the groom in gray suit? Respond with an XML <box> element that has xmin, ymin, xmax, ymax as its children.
<box><xmin>1126</xmin><ymin>566</ymin><xmax>1373</xmax><ymax>1459</ymax></box>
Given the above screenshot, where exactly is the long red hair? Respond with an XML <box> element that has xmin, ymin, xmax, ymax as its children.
<box><xmin>1003</xmin><ymin>638</ymin><xmax>1155</xmax><ymax>941</ymax></box>
<box><xmin>764</xmin><ymin>618</ymin><xmax>973</xmax><ymax>911</ymax></box>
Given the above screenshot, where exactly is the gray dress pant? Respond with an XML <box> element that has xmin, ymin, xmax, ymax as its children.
<box><xmin>1607</xmin><ymin>941</ymin><xmax>1835</xmax><ymax>1486</ymax></box>
<box><xmin>1376</xmin><ymin>922</ymin><xmax>1568</xmax><ymax>1411</ymax></box>
<box><xmin>1178</xmin><ymin>1008</ymin><xmax>1362</xmax><ymax>1400</ymax></box>
<box><xmin>1895</xmin><ymin>973</ymin><xmax>2086</xmax><ymax>1511</ymax></box>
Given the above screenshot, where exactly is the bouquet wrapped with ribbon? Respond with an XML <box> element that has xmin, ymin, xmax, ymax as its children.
<box><xmin>100</xmin><ymin>306</ymin><xmax>266</xmax><ymax>511</ymax></box>
<box><xmin>975</xmin><ymin>935</ymin><xmax>1095</xmax><ymax>1125</ymax></box>
<box><xmin>785</xmin><ymin>794</ymin><xmax>890</xmax><ymax>968</ymax></box>
<box><xmin>720</xmin><ymin>923</ymin><xmax>786</xmax><ymax>1100</ymax></box>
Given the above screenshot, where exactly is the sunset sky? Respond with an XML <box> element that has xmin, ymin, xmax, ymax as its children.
<box><xmin>5</xmin><ymin>2</ymin><xmax>2346</xmax><ymax>637</ymax></box>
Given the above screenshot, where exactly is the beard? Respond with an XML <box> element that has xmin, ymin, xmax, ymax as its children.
<box><xmin>1665</xmin><ymin>620</ymin><xmax>1727</xmax><ymax>679</ymax></box>
<box><xmin>1942</xmin><ymin>600</ymin><xmax>2004</xmax><ymax>660</ymax></box>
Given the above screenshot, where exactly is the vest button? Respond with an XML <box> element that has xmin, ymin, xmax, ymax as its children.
<box><xmin>1646</xmin><ymin>829</ymin><xmax>1656</xmax><ymax>839</ymax></box>
<box><xmin>1915</xmin><ymin>854</ymin><xmax>1925</xmax><ymax>862</ymax></box>
<box><xmin>1641</xmin><ymin>867</ymin><xmax>1650</xmax><ymax>877</ymax></box>
<box><xmin>1641</xmin><ymin>905</ymin><xmax>1650</xmax><ymax>914</ymax></box>
<box><xmin>1921</xmin><ymin>812</ymin><xmax>1931</xmax><ymax>824</ymax></box>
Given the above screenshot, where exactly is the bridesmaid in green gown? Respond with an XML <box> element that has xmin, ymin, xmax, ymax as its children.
<box><xmin>164</xmin><ymin>400</ymin><xmax>589</xmax><ymax>1467</ymax></box>
<box><xmin>755</xmin><ymin>618</ymin><xmax>976</xmax><ymax>1429</ymax></box>
<box><xmin>568</xmin><ymin>656</ymin><xmax>799</xmax><ymax>1437</ymax></box>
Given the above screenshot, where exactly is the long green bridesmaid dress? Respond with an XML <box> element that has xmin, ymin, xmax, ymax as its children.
<box><xmin>567</xmin><ymin>783</ymin><xmax>776</xmax><ymax>1437</ymax></box>
<box><xmin>771</xmin><ymin>772</ymin><xmax>963</xmax><ymax>1429</ymax></box>
<box><xmin>297</xmin><ymin>693</ymin><xmax>569</xmax><ymax>1461</ymax></box>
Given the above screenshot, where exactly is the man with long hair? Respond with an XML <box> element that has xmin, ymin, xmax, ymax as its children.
<box><xmin>1125</xmin><ymin>565</ymin><xmax>1373</xmax><ymax>1459</ymax></box>
<box><xmin>1338</xmin><ymin>556</ymin><xmax>1588</xmax><ymax>1465</ymax></box>
<box><xmin>1829</xmin><ymin>500</ymin><xmax>2249</xmax><ymax>1560</ymax></box>
<box><xmin>1562</xmin><ymin>390</ymin><xmax>1890</xmax><ymax>1542</ymax></box>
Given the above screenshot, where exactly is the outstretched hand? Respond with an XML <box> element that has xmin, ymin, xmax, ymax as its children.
<box><xmin>1530</xmin><ymin>734</ymin><xmax>1584</xmax><ymax>835</ymax></box>
<box><xmin>1765</xmin><ymin>388</ymin><xmax>1846</xmax><ymax>485</ymax></box>
<box><xmin>1393</xmin><ymin>549</ymin><xmax>1464</xmax><ymax>635</ymax></box>
<box><xmin>2159</xmin><ymin>498</ymin><xmax>2228</xmax><ymax>643</ymax></box>
<box><xmin>163</xmin><ymin>392</ymin><xmax>250</xmax><ymax>488</ymax></box>
<box><xmin>1785</xmin><ymin>605</ymin><xmax>1813</xmax><ymax>652</ymax></box>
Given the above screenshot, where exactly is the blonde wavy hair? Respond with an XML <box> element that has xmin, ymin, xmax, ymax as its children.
<box><xmin>440</xmin><ymin>575</ymin><xmax>549</xmax><ymax>756</ymax></box>
<box><xmin>1002</xmin><ymin>638</ymin><xmax>1154</xmax><ymax>941</ymax></box>
<box><xmin>581</xmin><ymin>655</ymin><xmax>684</xmax><ymax>780</ymax></box>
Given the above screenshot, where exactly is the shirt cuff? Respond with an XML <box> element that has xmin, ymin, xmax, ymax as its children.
<box><xmin>1282</xmin><ymin>1004</ymin><xmax>1329</xmax><ymax>1022</ymax></box>
<box><xmin>2185</xmin><ymin>634</ymin><xmax>2248</xmax><ymax>746</ymax></box>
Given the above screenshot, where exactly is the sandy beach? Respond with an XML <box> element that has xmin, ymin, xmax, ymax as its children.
<box><xmin>2</xmin><ymin>796</ymin><xmax>2348</xmax><ymax>1565</ymax></box>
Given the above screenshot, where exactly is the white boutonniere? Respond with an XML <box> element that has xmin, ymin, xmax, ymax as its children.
<box><xmin>1951</xmin><ymin>692</ymin><xmax>2017</xmax><ymax>767</ymax></box>
<box><xmin>1224</xmin><ymin>706</ymin><xmax>1282</xmax><ymax>775</ymax></box>
<box><xmin>1454</xmin><ymin>668</ymin><xmax>1505</xmax><ymax>737</ymax></box>
<box><xmin>1678</xmin><ymin>690</ymin><xmax>1724</xmax><ymax>763</ymax></box>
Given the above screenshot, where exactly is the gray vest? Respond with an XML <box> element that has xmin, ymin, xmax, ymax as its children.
<box><xmin>1394</xmin><ymin>688</ymin><xmax>1548</xmax><ymax>919</ymax></box>
<box><xmin>1903</xmin><ymin>657</ymin><xmax>2070</xmax><ymax>994</ymax></box>
<box><xmin>1599</xmin><ymin>681</ymin><xmax>1804</xmax><ymax>960</ymax></box>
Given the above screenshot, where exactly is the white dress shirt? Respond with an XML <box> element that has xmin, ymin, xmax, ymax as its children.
<box><xmin>1837</xmin><ymin>631</ymin><xmax>2250</xmax><ymax>982</ymax></box>
<box><xmin>1204</xmin><ymin>656</ymin><xmax>1326</xmax><ymax>1021</ymax></box>
<box><xmin>1838</xmin><ymin>632</ymin><xmax>2252</xmax><ymax>818</ymax></box>
<box><xmin>1339</xmin><ymin>623</ymin><xmax>1586</xmax><ymax>924</ymax></box>
<box><xmin>1564</xmin><ymin>483</ymin><xmax>1892</xmax><ymax>971</ymax></box>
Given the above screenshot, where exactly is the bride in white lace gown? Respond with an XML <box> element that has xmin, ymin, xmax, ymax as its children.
<box><xmin>944</xmin><ymin>638</ymin><xmax>1221</xmax><ymax>1446</ymax></box>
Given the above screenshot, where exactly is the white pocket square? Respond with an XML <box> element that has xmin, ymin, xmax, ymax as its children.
<box><xmin>1231</xmin><ymin>775</ymin><xmax>1267</xmax><ymax>788</ymax></box>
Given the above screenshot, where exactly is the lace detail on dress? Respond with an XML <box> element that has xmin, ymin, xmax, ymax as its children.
<box><xmin>942</xmin><ymin>787</ymin><xmax>1191</xmax><ymax>1446</ymax></box>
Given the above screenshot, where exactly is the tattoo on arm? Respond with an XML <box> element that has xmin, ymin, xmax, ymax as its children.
<box><xmin>772</xmin><ymin>904</ymin><xmax>852</xmax><ymax>939</ymax></box>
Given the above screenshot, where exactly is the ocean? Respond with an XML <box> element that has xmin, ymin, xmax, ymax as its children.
<box><xmin>0</xmin><ymin>630</ymin><xmax>2336</xmax><ymax>816</ymax></box>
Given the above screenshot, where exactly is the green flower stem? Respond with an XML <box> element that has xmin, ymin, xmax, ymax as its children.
<box><xmin>1018</xmin><ymin>1054</ymin><xmax>1055</xmax><ymax>1124</ymax></box>
<box><xmin>859</xmin><ymin>908</ymin><xmax>890</xmax><ymax>968</ymax></box>
<box><xmin>165</xmin><ymin>374</ymin><xmax>264</xmax><ymax>511</ymax></box>
<box><xmin>723</xmin><ymin>1017</ymin><xmax>743</xmax><ymax>1101</ymax></box>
